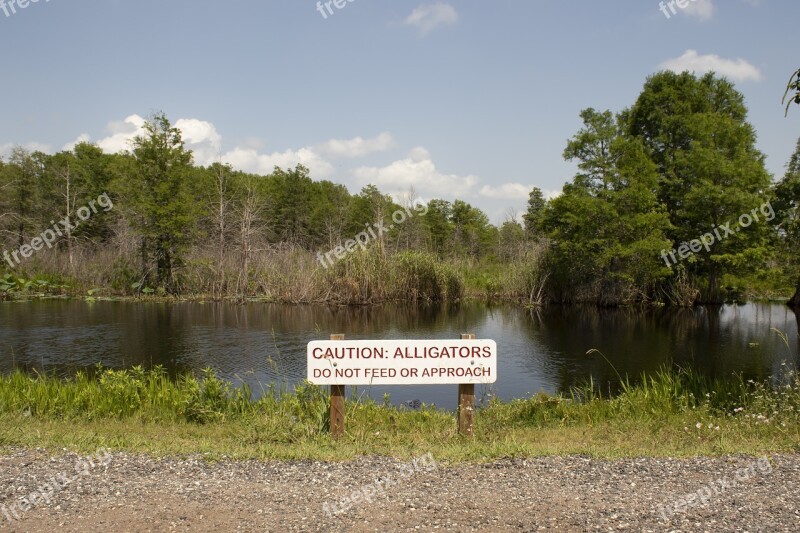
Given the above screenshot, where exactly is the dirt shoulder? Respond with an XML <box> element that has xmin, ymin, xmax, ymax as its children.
<box><xmin>1</xmin><ymin>449</ymin><xmax>798</xmax><ymax>532</ymax></box>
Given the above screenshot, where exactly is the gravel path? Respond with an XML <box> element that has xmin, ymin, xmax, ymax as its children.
<box><xmin>0</xmin><ymin>449</ymin><xmax>798</xmax><ymax>532</ymax></box>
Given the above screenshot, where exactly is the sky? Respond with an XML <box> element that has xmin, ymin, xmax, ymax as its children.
<box><xmin>1</xmin><ymin>0</ymin><xmax>798</xmax><ymax>223</ymax></box>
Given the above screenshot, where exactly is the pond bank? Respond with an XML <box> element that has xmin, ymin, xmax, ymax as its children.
<box><xmin>1</xmin><ymin>367</ymin><xmax>798</xmax><ymax>461</ymax></box>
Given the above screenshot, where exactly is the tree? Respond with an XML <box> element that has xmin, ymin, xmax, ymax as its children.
<box><xmin>47</xmin><ymin>152</ymin><xmax>80</xmax><ymax>269</ymax></box>
<box><xmin>265</xmin><ymin>165</ymin><xmax>316</xmax><ymax>246</ymax></box>
<box><xmin>232</xmin><ymin>173</ymin><xmax>268</xmax><ymax>298</ymax></box>
<box><xmin>775</xmin><ymin>138</ymin><xmax>800</xmax><ymax>308</ymax></box>
<box><xmin>498</xmin><ymin>219</ymin><xmax>525</xmax><ymax>262</ymax></box>
<box><xmin>128</xmin><ymin>113</ymin><xmax>195</xmax><ymax>290</ymax></box>
<box><xmin>347</xmin><ymin>184</ymin><xmax>395</xmax><ymax>257</ymax></box>
<box><xmin>422</xmin><ymin>199</ymin><xmax>453</xmax><ymax>257</ymax></box>
<box><xmin>627</xmin><ymin>71</ymin><xmax>773</xmax><ymax>302</ymax></box>
<box><xmin>522</xmin><ymin>187</ymin><xmax>546</xmax><ymax>238</ymax></box>
<box><xmin>783</xmin><ymin>68</ymin><xmax>800</xmax><ymax>116</ymax></box>
<box><xmin>3</xmin><ymin>148</ymin><xmax>39</xmax><ymax>248</ymax></box>
<box><xmin>450</xmin><ymin>200</ymin><xmax>494</xmax><ymax>259</ymax></box>
<box><xmin>70</xmin><ymin>142</ymin><xmax>116</xmax><ymax>242</ymax></box>
<box><xmin>200</xmin><ymin>162</ymin><xmax>235</xmax><ymax>298</ymax></box>
<box><xmin>542</xmin><ymin>108</ymin><xmax>672</xmax><ymax>305</ymax></box>
<box><xmin>309</xmin><ymin>180</ymin><xmax>351</xmax><ymax>250</ymax></box>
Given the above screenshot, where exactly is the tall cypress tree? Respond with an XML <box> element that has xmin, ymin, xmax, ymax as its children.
<box><xmin>128</xmin><ymin>113</ymin><xmax>194</xmax><ymax>291</ymax></box>
<box><xmin>627</xmin><ymin>72</ymin><xmax>773</xmax><ymax>302</ymax></box>
<box><xmin>775</xmin><ymin>138</ymin><xmax>800</xmax><ymax>308</ymax></box>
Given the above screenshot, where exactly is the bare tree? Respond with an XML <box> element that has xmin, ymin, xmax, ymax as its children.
<box><xmin>394</xmin><ymin>188</ymin><xmax>425</xmax><ymax>251</ymax></box>
<box><xmin>208</xmin><ymin>163</ymin><xmax>233</xmax><ymax>299</ymax></box>
<box><xmin>234</xmin><ymin>176</ymin><xmax>267</xmax><ymax>300</ymax></box>
<box><xmin>54</xmin><ymin>161</ymin><xmax>80</xmax><ymax>270</ymax></box>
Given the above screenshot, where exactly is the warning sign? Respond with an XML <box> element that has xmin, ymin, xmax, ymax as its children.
<box><xmin>307</xmin><ymin>339</ymin><xmax>497</xmax><ymax>385</ymax></box>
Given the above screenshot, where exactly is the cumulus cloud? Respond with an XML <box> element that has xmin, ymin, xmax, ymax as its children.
<box><xmin>174</xmin><ymin>118</ymin><xmax>222</xmax><ymax>166</ymax></box>
<box><xmin>0</xmin><ymin>142</ymin><xmax>53</xmax><ymax>159</ymax></box>
<box><xmin>93</xmin><ymin>114</ymin><xmax>147</xmax><ymax>153</ymax></box>
<box><xmin>317</xmin><ymin>132</ymin><xmax>395</xmax><ymax>158</ymax></box>
<box><xmin>405</xmin><ymin>2</ymin><xmax>458</xmax><ymax>35</ymax></box>
<box><xmin>353</xmin><ymin>147</ymin><xmax>478</xmax><ymax>198</ymax></box>
<box><xmin>62</xmin><ymin>134</ymin><xmax>91</xmax><ymax>152</ymax></box>
<box><xmin>479</xmin><ymin>183</ymin><xmax>533</xmax><ymax>200</ymax></box>
<box><xmin>682</xmin><ymin>0</ymin><xmax>714</xmax><ymax>20</ymax></box>
<box><xmin>659</xmin><ymin>50</ymin><xmax>762</xmax><ymax>82</ymax></box>
<box><xmin>58</xmin><ymin>114</ymin><xmax>341</xmax><ymax>177</ymax></box>
<box><xmin>407</xmin><ymin>146</ymin><xmax>431</xmax><ymax>162</ymax></box>
<box><xmin>220</xmin><ymin>146</ymin><xmax>334</xmax><ymax>177</ymax></box>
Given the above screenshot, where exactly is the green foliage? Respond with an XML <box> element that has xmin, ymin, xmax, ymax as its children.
<box><xmin>773</xmin><ymin>138</ymin><xmax>800</xmax><ymax>306</ymax></box>
<box><xmin>391</xmin><ymin>251</ymin><xmax>463</xmax><ymax>302</ymax></box>
<box><xmin>523</xmin><ymin>188</ymin><xmax>546</xmax><ymax>238</ymax></box>
<box><xmin>783</xmin><ymin>67</ymin><xmax>800</xmax><ymax>116</ymax></box>
<box><xmin>0</xmin><ymin>83</ymin><xmax>796</xmax><ymax>306</ymax></box>
<box><xmin>1</xmin><ymin>365</ymin><xmax>798</xmax><ymax>461</ymax></box>
<box><xmin>0</xmin><ymin>273</ymin><xmax>68</xmax><ymax>300</ymax></box>
<box><xmin>0</xmin><ymin>366</ymin><xmax>256</xmax><ymax>423</ymax></box>
<box><xmin>627</xmin><ymin>71</ymin><xmax>773</xmax><ymax>301</ymax></box>
<box><xmin>125</xmin><ymin>113</ymin><xmax>195</xmax><ymax>291</ymax></box>
<box><xmin>543</xmin><ymin>108</ymin><xmax>672</xmax><ymax>304</ymax></box>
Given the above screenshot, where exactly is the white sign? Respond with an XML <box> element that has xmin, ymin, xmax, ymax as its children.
<box><xmin>307</xmin><ymin>339</ymin><xmax>497</xmax><ymax>385</ymax></box>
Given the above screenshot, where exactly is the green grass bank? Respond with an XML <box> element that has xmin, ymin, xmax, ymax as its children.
<box><xmin>0</xmin><ymin>366</ymin><xmax>798</xmax><ymax>462</ymax></box>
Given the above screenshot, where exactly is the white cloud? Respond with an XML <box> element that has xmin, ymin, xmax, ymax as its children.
<box><xmin>658</xmin><ymin>50</ymin><xmax>762</xmax><ymax>82</ymax></box>
<box><xmin>479</xmin><ymin>182</ymin><xmax>533</xmax><ymax>200</ymax></box>
<box><xmin>174</xmin><ymin>118</ymin><xmax>222</xmax><ymax>166</ymax></box>
<box><xmin>220</xmin><ymin>146</ymin><xmax>334</xmax><ymax>177</ymax></box>
<box><xmin>407</xmin><ymin>146</ymin><xmax>431</xmax><ymax>162</ymax></box>
<box><xmin>58</xmin><ymin>114</ymin><xmax>337</xmax><ymax>177</ymax></box>
<box><xmin>62</xmin><ymin>134</ymin><xmax>91</xmax><ymax>152</ymax></box>
<box><xmin>682</xmin><ymin>0</ymin><xmax>714</xmax><ymax>20</ymax></box>
<box><xmin>317</xmin><ymin>132</ymin><xmax>395</xmax><ymax>158</ymax></box>
<box><xmin>353</xmin><ymin>148</ymin><xmax>477</xmax><ymax>198</ymax></box>
<box><xmin>0</xmin><ymin>142</ymin><xmax>53</xmax><ymax>159</ymax></box>
<box><xmin>94</xmin><ymin>114</ymin><xmax>147</xmax><ymax>153</ymax></box>
<box><xmin>405</xmin><ymin>2</ymin><xmax>458</xmax><ymax>35</ymax></box>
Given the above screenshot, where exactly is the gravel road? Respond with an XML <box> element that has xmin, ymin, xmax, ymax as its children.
<box><xmin>1</xmin><ymin>449</ymin><xmax>798</xmax><ymax>532</ymax></box>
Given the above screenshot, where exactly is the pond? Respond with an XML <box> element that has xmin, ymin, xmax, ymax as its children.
<box><xmin>1</xmin><ymin>300</ymin><xmax>798</xmax><ymax>409</ymax></box>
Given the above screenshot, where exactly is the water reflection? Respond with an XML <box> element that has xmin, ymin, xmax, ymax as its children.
<box><xmin>0</xmin><ymin>300</ymin><xmax>797</xmax><ymax>409</ymax></box>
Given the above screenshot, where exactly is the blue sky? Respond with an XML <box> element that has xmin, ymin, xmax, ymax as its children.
<box><xmin>1</xmin><ymin>0</ymin><xmax>798</xmax><ymax>222</ymax></box>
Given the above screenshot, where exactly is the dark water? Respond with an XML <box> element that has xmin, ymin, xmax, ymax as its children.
<box><xmin>0</xmin><ymin>300</ymin><xmax>798</xmax><ymax>409</ymax></box>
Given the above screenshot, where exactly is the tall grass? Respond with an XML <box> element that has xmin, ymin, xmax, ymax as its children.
<box><xmin>6</xmin><ymin>246</ymin><xmax>469</xmax><ymax>305</ymax></box>
<box><xmin>2</xmin><ymin>365</ymin><xmax>799</xmax><ymax>460</ymax></box>
<box><xmin>2</xmin><ymin>365</ymin><xmax>798</xmax><ymax>431</ymax></box>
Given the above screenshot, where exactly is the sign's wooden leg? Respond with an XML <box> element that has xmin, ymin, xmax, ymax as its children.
<box><xmin>458</xmin><ymin>333</ymin><xmax>476</xmax><ymax>437</ymax></box>
<box><xmin>330</xmin><ymin>334</ymin><xmax>345</xmax><ymax>440</ymax></box>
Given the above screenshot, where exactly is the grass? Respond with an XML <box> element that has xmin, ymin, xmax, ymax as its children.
<box><xmin>0</xmin><ymin>365</ymin><xmax>799</xmax><ymax>463</ymax></box>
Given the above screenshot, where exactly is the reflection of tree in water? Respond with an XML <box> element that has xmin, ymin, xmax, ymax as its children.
<box><xmin>795</xmin><ymin>308</ymin><xmax>800</xmax><ymax>364</ymax></box>
<box><xmin>122</xmin><ymin>303</ymin><xmax>192</xmax><ymax>378</ymax></box>
<box><xmin>522</xmin><ymin>304</ymin><xmax>788</xmax><ymax>396</ymax></box>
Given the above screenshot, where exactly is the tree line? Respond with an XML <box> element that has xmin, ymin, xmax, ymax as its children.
<box><xmin>1</xmin><ymin>71</ymin><xmax>798</xmax><ymax>307</ymax></box>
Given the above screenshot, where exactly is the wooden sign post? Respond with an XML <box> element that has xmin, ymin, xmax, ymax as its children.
<box><xmin>458</xmin><ymin>333</ymin><xmax>476</xmax><ymax>437</ymax></box>
<box><xmin>308</xmin><ymin>334</ymin><xmax>496</xmax><ymax>439</ymax></box>
<box><xmin>329</xmin><ymin>334</ymin><xmax>345</xmax><ymax>440</ymax></box>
